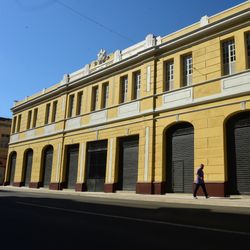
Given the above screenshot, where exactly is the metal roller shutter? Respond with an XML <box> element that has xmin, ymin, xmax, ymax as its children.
<box><xmin>65</xmin><ymin>145</ymin><xmax>79</xmax><ymax>189</ymax></box>
<box><xmin>43</xmin><ymin>147</ymin><xmax>53</xmax><ymax>188</ymax></box>
<box><xmin>166</xmin><ymin>123</ymin><xmax>194</xmax><ymax>193</ymax></box>
<box><xmin>10</xmin><ymin>153</ymin><xmax>16</xmax><ymax>185</ymax></box>
<box><xmin>86</xmin><ymin>140</ymin><xmax>107</xmax><ymax>192</ymax></box>
<box><xmin>227</xmin><ymin>112</ymin><xmax>250</xmax><ymax>194</ymax></box>
<box><xmin>118</xmin><ymin>136</ymin><xmax>139</xmax><ymax>191</ymax></box>
<box><xmin>24</xmin><ymin>150</ymin><xmax>33</xmax><ymax>186</ymax></box>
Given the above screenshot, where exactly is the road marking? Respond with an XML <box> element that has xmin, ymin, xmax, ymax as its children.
<box><xmin>17</xmin><ymin>201</ymin><xmax>250</xmax><ymax>236</ymax></box>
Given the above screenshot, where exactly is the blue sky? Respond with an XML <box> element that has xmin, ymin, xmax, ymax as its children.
<box><xmin>0</xmin><ymin>0</ymin><xmax>246</xmax><ymax>118</ymax></box>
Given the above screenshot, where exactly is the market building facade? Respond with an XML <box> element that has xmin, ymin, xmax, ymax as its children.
<box><xmin>4</xmin><ymin>2</ymin><xmax>250</xmax><ymax>196</ymax></box>
<box><xmin>0</xmin><ymin>117</ymin><xmax>11</xmax><ymax>184</ymax></box>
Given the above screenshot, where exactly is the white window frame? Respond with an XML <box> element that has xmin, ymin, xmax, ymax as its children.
<box><xmin>222</xmin><ymin>39</ymin><xmax>236</xmax><ymax>75</ymax></box>
<box><xmin>165</xmin><ymin>60</ymin><xmax>174</xmax><ymax>91</ymax></box>
<box><xmin>121</xmin><ymin>76</ymin><xmax>128</xmax><ymax>103</ymax></box>
<box><xmin>133</xmin><ymin>71</ymin><xmax>141</xmax><ymax>99</ymax></box>
<box><xmin>183</xmin><ymin>54</ymin><xmax>192</xmax><ymax>86</ymax></box>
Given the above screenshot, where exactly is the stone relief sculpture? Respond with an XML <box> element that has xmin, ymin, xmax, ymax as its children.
<box><xmin>97</xmin><ymin>48</ymin><xmax>108</xmax><ymax>64</ymax></box>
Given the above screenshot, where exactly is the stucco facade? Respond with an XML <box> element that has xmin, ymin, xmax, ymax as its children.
<box><xmin>4</xmin><ymin>2</ymin><xmax>250</xmax><ymax>196</ymax></box>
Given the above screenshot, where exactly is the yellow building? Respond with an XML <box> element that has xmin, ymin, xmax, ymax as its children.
<box><xmin>0</xmin><ymin>117</ymin><xmax>11</xmax><ymax>184</ymax></box>
<box><xmin>4</xmin><ymin>2</ymin><xmax>250</xmax><ymax>197</ymax></box>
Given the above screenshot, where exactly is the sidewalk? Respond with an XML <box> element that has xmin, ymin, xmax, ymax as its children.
<box><xmin>1</xmin><ymin>185</ymin><xmax>250</xmax><ymax>208</ymax></box>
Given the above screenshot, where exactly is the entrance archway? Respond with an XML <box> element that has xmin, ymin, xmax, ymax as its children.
<box><xmin>226</xmin><ymin>111</ymin><xmax>250</xmax><ymax>194</ymax></box>
<box><xmin>165</xmin><ymin>122</ymin><xmax>194</xmax><ymax>193</ymax></box>
<box><xmin>23</xmin><ymin>149</ymin><xmax>33</xmax><ymax>186</ymax></box>
<box><xmin>41</xmin><ymin>145</ymin><xmax>53</xmax><ymax>188</ymax></box>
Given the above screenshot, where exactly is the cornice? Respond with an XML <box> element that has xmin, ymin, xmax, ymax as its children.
<box><xmin>12</xmin><ymin>6</ymin><xmax>250</xmax><ymax>113</ymax></box>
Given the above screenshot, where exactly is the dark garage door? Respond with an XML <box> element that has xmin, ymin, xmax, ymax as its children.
<box><xmin>86</xmin><ymin>140</ymin><xmax>107</xmax><ymax>192</ymax></box>
<box><xmin>42</xmin><ymin>146</ymin><xmax>53</xmax><ymax>188</ymax></box>
<box><xmin>227</xmin><ymin>112</ymin><xmax>250</xmax><ymax>194</ymax></box>
<box><xmin>24</xmin><ymin>150</ymin><xmax>33</xmax><ymax>187</ymax></box>
<box><xmin>166</xmin><ymin>123</ymin><xmax>194</xmax><ymax>193</ymax></box>
<box><xmin>9</xmin><ymin>152</ymin><xmax>17</xmax><ymax>185</ymax></box>
<box><xmin>118</xmin><ymin>135</ymin><xmax>139</xmax><ymax>191</ymax></box>
<box><xmin>65</xmin><ymin>145</ymin><xmax>79</xmax><ymax>189</ymax></box>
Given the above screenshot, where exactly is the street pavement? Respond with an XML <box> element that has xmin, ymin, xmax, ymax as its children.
<box><xmin>1</xmin><ymin>186</ymin><xmax>250</xmax><ymax>249</ymax></box>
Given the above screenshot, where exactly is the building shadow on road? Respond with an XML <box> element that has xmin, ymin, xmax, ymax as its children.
<box><xmin>0</xmin><ymin>190</ymin><xmax>250</xmax><ymax>250</ymax></box>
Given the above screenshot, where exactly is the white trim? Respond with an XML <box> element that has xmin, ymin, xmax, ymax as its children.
<box><xmin>12</xmin><ymin>8</ymin><xmax>249</xmax><ymax>111</ymax></box>
<box><xmin>118</xmin><ymin>101</ymin><xmax>140</xmax><ymax>118</ymax></box>
<box><xmin>108</xmin><ymin>138</ymin><xmax>114</xmax><ymax>183</ymax></box>
<box><xmin>65</xmin><ymin>117</ymin><xmax>81</xmax><ymax>130</ymax></box>
<box><xmin>79</xmin><ymin>143</ymin><xmax>85</xmax><ymax>183</ymax></box>
<box><xmin>56</xmin><ymin>143</ymin><xmax>62</xmax><ymax>182</ymax></box>
<box><xmin>90</xmin><ymin>110</ymin><xmax>107</xmax><ymax>124</ymax></box>
<box><xmin>162</xmin><ymin>87</ymin><xmax>193</xmax><ymax>109</ymax></box>
<box><xmin>144</xmin><ymin>127</ymin><xmax>150</xmax><ymax>182</ymax></box>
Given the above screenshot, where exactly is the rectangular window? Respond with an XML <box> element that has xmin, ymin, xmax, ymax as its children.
<box><xmin>120</xmin><ymin>76</ymin><xmax>128</xmax><ymax>103</ymax></box>
<box><xmin>76</xmin><ymin>91</ymin><xmax>83</xmax><ymax>116</ymax></box>
<box><xmin>247</xmin><ymin>33</ymin><xmax>250</xmax><ymax>69</ymax></box>
<box><xmin>133</xmin><ymin>71</ymin><xmax>141</xmax><ymax>99</ymax></box>
<box><xmin>102</xmin><ymin>83</ymin><xmax>109</xmax><ymax>108</ymax></box>
<box><xmin>165</xmin><ymin>60</ymin><xmax>174</xmax><ymax>91</ymax></box>
<box><xmin>12</xmin><ymin>116</ymin><xmax>17</xmax><ymax>134</ymax></box>
<box><xmin>51</xmin><ymin>101</ymin><xmax>58</xmax><ymax>122</ymax></box>
<box><xmin>92</xmin><ymin>87</ymin><xmax>99</xmax><ymax>111</ymax></box>
<box><xmin>32</xmin><ymin>108</ymin><xmax>38</xmax><ymax>128</ymax></box>
<box><xmin>183</xmin><ymin>54</ymin><xmax>192</xmax><ymax>86</ymax></box>
<box><xmin>68</xmin><ymin>95</ymin><xmax>75</xmax><ymax>118</ymax></box>
<box><xmin>16</xmin><ymin>114</ymin><xmax>22</xmax><ymax>132</ymax></box>
<box><xmin>45</xmin><ymin>103</ymin><xmax>51</xmax><ymax>124</ymax></box>
<box><xmin>222</xmin><ymin>39</ymin><xmax>236</xmax><ymax>75</ymax></box>
<box><xmin>26</xmin><ymin>110</ymin><xmax>32</xmax><ymax>130</ymax></box>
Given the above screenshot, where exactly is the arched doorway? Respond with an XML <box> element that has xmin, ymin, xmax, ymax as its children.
<box><xmin>226</xmin><ymin>111</ymin><xmax>250</xmax><ymax>194</ymax></box>
<box><xmin>23</xmin><ymin>149</ymin><xmax>33</xmax><ymax>187</ymax></box>
<box><xmin>165</xmin><ymin>122</ymin><xmax>194</xmax><ymax>193</ymax></box>
<box><xmin>41</xmin><ymin>145</ymin><xmax>53</xmax><ymax>188</ymax></box>
<box><xmin>65</xmin><ymin>144</ymin><xmax>79</xmax><ymax>189</ymax></box>
<box><xmin>8</xmin><ymin>152</ymin><xmax>17</xmax><ymax>185</ymax></box>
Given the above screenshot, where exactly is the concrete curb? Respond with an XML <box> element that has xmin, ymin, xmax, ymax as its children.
<box><xmin>1</xmin><ymin>185</ymin><xmax>250</xmax><ymax>208</ymax></box>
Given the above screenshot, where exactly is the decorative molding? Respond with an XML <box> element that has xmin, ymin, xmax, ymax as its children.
<box><xmin>60</xmin><ymin>74</ymin><xmax>69</xmax><ymax>85</ymax></box>
<box><xmin>10</xmin><ymin>134</ymin><xmax>19</xmax><ymax>143</ymax></box>
<box><xmin>84</xmin><ymin>64</ymin><xmax>90</xmax><ymax>75</ymax></box>
<box><xmin>118</xmin><ymin>101</ymin><xmax>140</xmax><ymax>118</ymax></box>
<box><xmin>97</xmin><ymin>49</ymin><xmax>108</xmax><ymax>64</ymax></box>
<box><xmin>241</xmin><ymin>101</ymin><xmax>246</xmax><ymax>110</ymax></box>
<box><xmin>65</xmin><ymin>117</ymin><xmax>81</xmax><ymax>130</ymax></box>
<box><xmin>25</xmin><ymin>129</ymin><xmax>35</xmax><ymax>139</ymax></box>
<box><xmin>121</xmin><ymin>40</ymin><xmax>146</xmax><ymax>60</ymax></box>
<box><xmin>44</xmin><ymin>124</ymin><xmax>56</xmax><ymax>135</ymax></box>
<box><xmin>222</xmin><ymin>72</ymin><xmax>250</xmax><ymax>95</ymax></box>
<box><xmin>145</xmin><ymin>34</ymin><xmax>156</xmax><ymax>48</ymax></box>
<box><xmin>90</xmin><ymin>110</ymin><xmax>107</xmax><ymax>124</ymax></box>
<box><xmin>114</xmin><ymin>50</ymin><xmax>122</xmax><ymax>63</ymax></box>
<box><xmin>162</xmin><ymin>87</ymin><xmax>193</xmax><ymax>108</ymax></box>
<box><xmin>200</xmin><ymin>15</ymin><xmax>209</xmax><ymax>27</ymax></box>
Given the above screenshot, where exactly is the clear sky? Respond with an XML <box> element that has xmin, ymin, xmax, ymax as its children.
<box><xmin>0</xmin><ymin>0</ymin><xmax>246</xmax><ymax>118</ymax></box>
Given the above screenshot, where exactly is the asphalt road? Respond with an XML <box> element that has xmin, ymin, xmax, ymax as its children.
<box><xmin>0</xmin><ymin>190</ymin><xmax>250</xmax><ymax>249</ymax></box>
